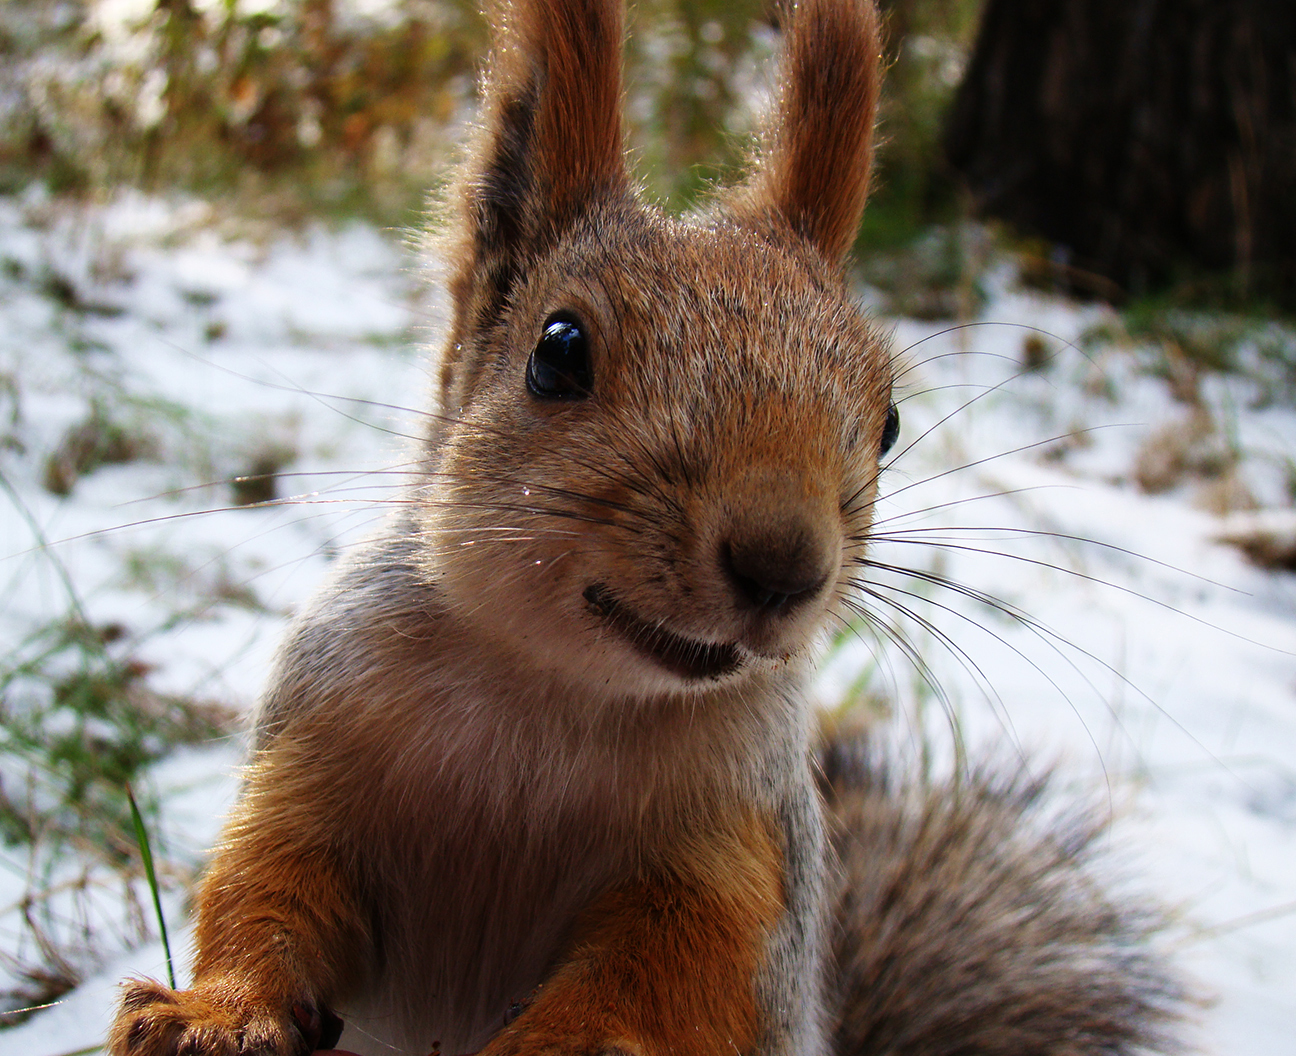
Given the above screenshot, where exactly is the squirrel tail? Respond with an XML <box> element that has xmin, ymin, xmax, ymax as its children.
<box><xmin>819</xmin><ymin>730</ymin><xmax>1189</xmax><ymax>1056</ymax></box>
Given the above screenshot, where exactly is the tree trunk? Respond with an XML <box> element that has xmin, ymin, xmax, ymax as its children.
<box><xmin>945</xmin><ymin>0</ymin><xmax>1296</xmax><ymax>307</ymax></box>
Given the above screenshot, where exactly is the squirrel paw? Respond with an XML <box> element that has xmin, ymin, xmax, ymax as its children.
<box><xmin>107</xmin><ymin>977</ymin><xmax>343</xmax><ymax>1056</ymax></box>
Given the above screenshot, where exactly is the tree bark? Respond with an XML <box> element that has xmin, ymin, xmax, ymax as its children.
<box><xmin>945</xmin><ymin>0</ymin><xmax>1296</xmax><ymax>306</ymax></box>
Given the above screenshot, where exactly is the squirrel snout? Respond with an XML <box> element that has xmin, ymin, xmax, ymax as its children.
<box><xmin>721</xmin><ymin>522</ymin><xmax>836</xmax><ymax>616</ymax></box>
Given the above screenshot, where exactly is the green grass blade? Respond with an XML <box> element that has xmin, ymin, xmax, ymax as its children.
<box><xmin>125</xmin><ymin>783</ymin><xmax>176</xmax><ymax>990</ymax></box>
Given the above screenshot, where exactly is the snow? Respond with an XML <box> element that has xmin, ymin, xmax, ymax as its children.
<box><xmin>1</xmin><ymin>191</ymin><xmax>1293</xmax><ymax>1055</ymax></box>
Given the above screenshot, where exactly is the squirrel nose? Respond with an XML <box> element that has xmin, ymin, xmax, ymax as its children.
<box><xmin>722</xmin><ymin>526</ymin><xmax>833</xmax><ymax>614</ymax></box>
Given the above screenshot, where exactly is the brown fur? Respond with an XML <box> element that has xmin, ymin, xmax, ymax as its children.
<box><xmin>729</xmin><ymin>0</ymin><xmax>882</xmax><ymax>262</ymax></box>
<box><xmin>440</xmin><ymin>0</ymin><xmax>630</xmax><ymax>434</ymax></box>
<box><xmin>107</xmin><ymin>2</ymin><xmax>1183</xmax><ymax>1055</ymax></box>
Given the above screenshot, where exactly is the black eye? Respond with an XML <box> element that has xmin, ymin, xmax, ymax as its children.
<box><xmin>527</xmin><ymin>316</ymin><xmax>592</xmax><ymax>399</ymax></box>
<box><xmin>879</xmin><ymin>401</ymin><xmax>900</xmax><ymax>458</ymax></box>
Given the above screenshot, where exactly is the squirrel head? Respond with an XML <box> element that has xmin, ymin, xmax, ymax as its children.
<box><xmin>419</xmin><ymin>0</ymin><xmax>893</xmax><ymax>701</ymax></box>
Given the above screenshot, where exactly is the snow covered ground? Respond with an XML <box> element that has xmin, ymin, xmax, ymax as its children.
<box><xmin>1</xmin><ymin>189</ymin><xmax>1292</xmax><ymax>1055</ymax></box>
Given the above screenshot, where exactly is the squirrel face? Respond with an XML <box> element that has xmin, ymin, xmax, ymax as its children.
<box><xmin>420</xmin><ymin>202</ymin><xmax>893</xmax><ymax>698</ymax></box>
<box><xmin>413</xmin><ymin>0</ymin><xmax>887</xmax><ymax>701</ymax></box>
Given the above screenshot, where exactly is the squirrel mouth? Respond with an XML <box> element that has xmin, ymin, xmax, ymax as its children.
<box><xmin>583</xmin><ymin>584</ymin><xmax>741</xmax><ymax>681</ymax></box>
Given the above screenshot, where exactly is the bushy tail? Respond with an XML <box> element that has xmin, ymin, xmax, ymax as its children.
<box><xmin>819</xmin><ymin>732</ymin><xmax>1188</xmax><ymax>1056</ymax></box>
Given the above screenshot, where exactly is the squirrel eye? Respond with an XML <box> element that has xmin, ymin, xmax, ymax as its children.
<box><xmin>527</xmin><ymin>316</ymin><xmax>592</xmax><ymax>399</ymax></box>
<box><xmin>879</xmin><ymin>401</ymin><xmax>900</xmax><ymax>458</ymax></box>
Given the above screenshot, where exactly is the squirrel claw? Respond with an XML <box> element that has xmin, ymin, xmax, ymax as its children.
<box><xmin>108</xmin><ymin>977</ymin><xmax>328</xmax><ymax>1056</ymax></box>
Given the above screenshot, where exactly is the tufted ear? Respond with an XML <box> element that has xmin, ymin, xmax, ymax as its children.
<box><xmin>726</xmin><ymin>0</ymin><xmax>883</xmax><ymax>265</ymax></box>
<box><xmin>453</xmin><ymin>0</ymin><xmax>628</xmax><ymax>312</ymax></box>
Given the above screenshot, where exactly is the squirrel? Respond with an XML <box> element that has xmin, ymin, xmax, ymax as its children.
<box><xmin>108</xmin><ymin>2</ymin><xmax>1184</xmax><ymax>1055</ymax></box>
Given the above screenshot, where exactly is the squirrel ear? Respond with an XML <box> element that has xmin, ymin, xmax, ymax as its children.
<box><xmin>455</xmin><ymin>0</ymin><xmax>628</xmax><ymax>306</ymax></box>
<box><xmin>726</xmin><ymin>0</ymin><xmax>883</xmax><ymax>264</ymax></box>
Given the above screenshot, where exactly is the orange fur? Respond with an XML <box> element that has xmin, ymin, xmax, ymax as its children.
<box><xmin>109</xmin><ymin>740</ymin><xmax>369</xmax><ymax>1056</ymax></box>
<box><xmin>504</xmin><ymin>0</ymin><xmax>626</xmax><ymax>217</ymax></box>
<box><xmin>483</xmin><ymin>814</ymin><xmax>785</xmax><ymax>1056</ymax></box>
<box><xmin>728</xmin><ymin>0</ymin><xmax>883</xmax><ymax>263</ymax></box>
<box><xmin>191</xmin><ymin>746</ymin><xmax>371</xmax><ymax>995</ymax></box>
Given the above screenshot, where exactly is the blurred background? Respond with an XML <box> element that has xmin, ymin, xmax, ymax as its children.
<box><xmin>5</xmin><ymin>0</ymin><xmax>1292</xmax><ymax>310</ymax></box>
<box><xmin>1</xmin><ymin>1</ymin><xmax>1294</xmax><ymax>1049</ymax></box>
